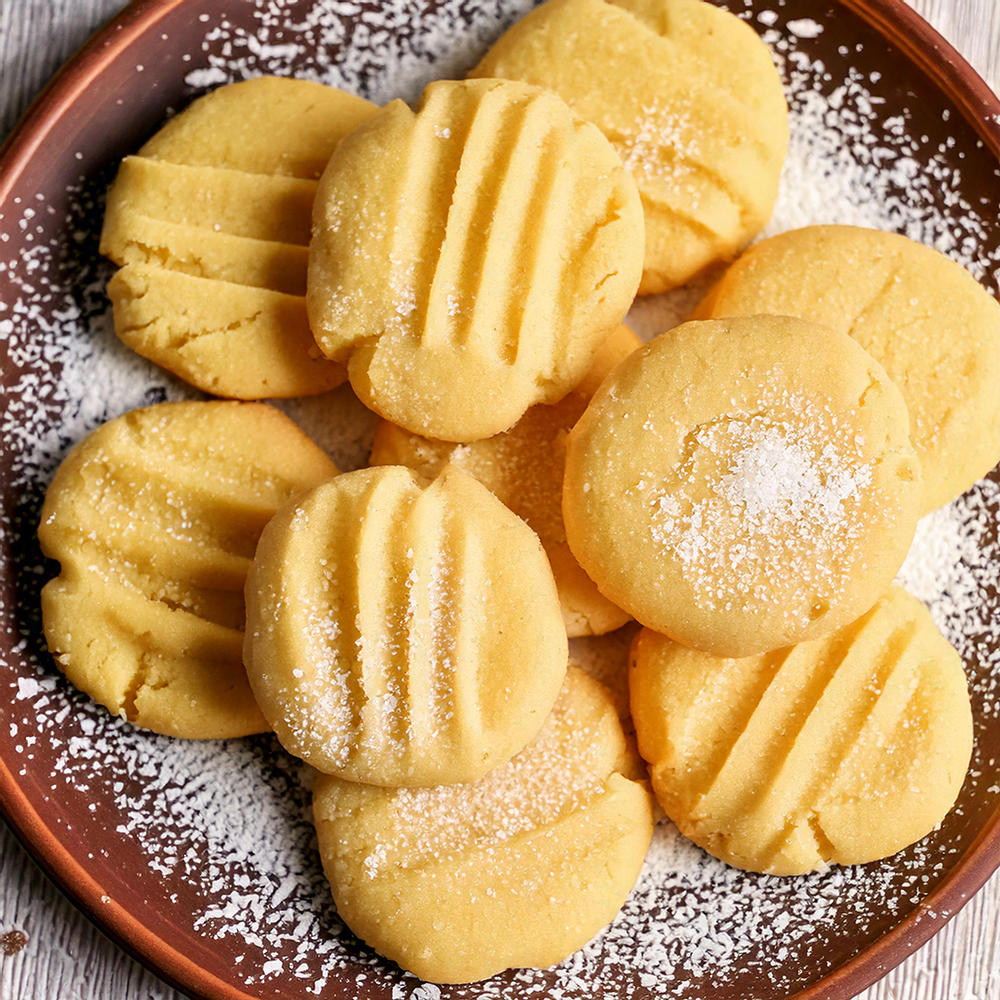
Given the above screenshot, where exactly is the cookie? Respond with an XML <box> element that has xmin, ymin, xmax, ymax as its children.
<box><xmin>244</xmin><ymin>464</ymin><xmax>568</xmax><ymax>786</ymax></box>
<box><xmin>369</xmin><ymin>324</ymin><xmax>641</xmax><ymax>637</ymax></box>
<box><xmin>471</xmin><ymin>0</ymin><xmax>787</xmax><ymax>295</ymax></box>
<box><xmin>101</xmin><ymin>76</ymin><xmax>377</xmax><ymax>398</ymax></box>
<box><xmin>693</xmin><ymin>225</ymin><xmax>1000</xmax><ymax>512</ymax></box>
<box><xmin>38</xmin><ymin>401</ymin><xmax>338</xmax><ymax>739</ymax></box>
<box><xmin>630</xmin><ymin>586</ymin><xmax>974</xmax><ymax>875</ymax></box>
<box><xmin>313</xmin><ymin>667</ymin><xmax>654</xmax><ymax>983</ymax></box>
<box><xmin>307</xmin><ymin>78</ymin><xmax>644</xmax><ymax>442</ymax></box>
<box><xmin>569</xmin><ymin>623</ymin><xmax>640</xmax><ymax>726</ymax></box>
<box><xmin>563</xmin><ymin>316</ymin><xmax>922</xmax><ymax>657</ymax></box>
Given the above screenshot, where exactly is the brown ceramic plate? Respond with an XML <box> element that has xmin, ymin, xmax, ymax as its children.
<box><xmin>1</xmin><ymin>1</ymin><xmax>999</xmax><ymax>999</ymax></box>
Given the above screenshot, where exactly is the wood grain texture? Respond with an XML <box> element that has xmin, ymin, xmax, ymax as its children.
<box><xmin>1</xmin><ymin>1</ymin><xmax>998</xmax><ymax>998</ymax></box>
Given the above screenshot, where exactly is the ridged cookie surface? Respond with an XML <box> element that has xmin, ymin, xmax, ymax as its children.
<box><xmin>564</xmin><ymin>317</ymin><xmax>922</xmax><ymax>657</ymax></box>
<box><xmin>308</xmin><ymin>78</ymin><xmax>644</xmax><ymax>442</ymax></box>
<box><xmin>630</xmin><ymin>587</ymin><xmax>973</xmax><ymax>875</ymax></box>
<box><xmin>369</xmin><ymin>324</ymin><xmax>640</xmax><ymax>637</ymax></box>
<box><xmin>472</xmin><ymin>0</ymin><xmax>787</xmax><ymax>294</ymax></box>
<box><xmin>244</xmin><ymin>464</ymin><xmax>568</xmax><ymax>785</ymax></box>
<box><xmin>313</xmin><ymin>667</ymin><xmax>654</xmax><ymax>982</ymax></box>
<box><xmin>38</xmin><ymin>402</ymin><xmax>338</xmax><ymax>739</ymax></box>
<box><xmin>101</xmin><ymin>76</ymin><xmax>376</xmax><ymax>398</ymax></box>
<box><xmin>694</xmin><ymin>225</ymin><xmax>1000</xmax><ymax>512</ymax></box>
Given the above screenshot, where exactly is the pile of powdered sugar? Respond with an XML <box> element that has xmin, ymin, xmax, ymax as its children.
<box><xmin>649</xmin><ymin>395</ymin><xmax>879</xmax><ymax>622</ymax></box>
<box><xmin>1</xmin><ymin>2</ymin><xmax>999</xmax><ymax>999</ymax></box>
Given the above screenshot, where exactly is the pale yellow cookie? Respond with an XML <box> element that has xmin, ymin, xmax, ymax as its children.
<box><xmin>138</xmin><ymin>75</ymin><xmax>377</xmax><ymax>179</ymax></box>
<box><xmin>307</xmin><ymin>78</ymin><xmax>644</xmax><ymax>442</ymax></box>
<box><xmin>244</xmin><ymin>464</ymin><xmax>567</xmax><ymax>785</ymax></box>
<box><xmin>369</xmin><ymin>324</ymin><xmax>640</xmax><ymax>637</ymax></box>
<box><xmin>471</xmin><ymin>0</ymin><xmax>788</xmax><ymax>295</ymax></box>
<box><xmin>630</xmin><ymin>586</ymin><xmax>974</xmax><ymax>875</ymax></box>
<box><xmin>38</xmin><ymin>401</ymin><xmax>338</xmax><ymax>739</ymax></box>
<box><xmin>693</xmin><ymin>225</ymin><xmax>1000</xmax><ymax>513</ymax></box>
<box><xmin>101</xmin><ymin>76</ymin><xmax>377</xmax><ymax>398</ymax></box>
<box><xmin>313</xmin><ymin>667</ymin><xmax>654</xmax><ymax>983</ymax></box>
<box><xmin>564</xmin><ymin>316</ymin><xmax>922</xmax><ymax>657</ymax></box>
<box><xmin>569</xmin><ymin>623</ymin><xmax>640</xmax><ymax>726</ymax></box>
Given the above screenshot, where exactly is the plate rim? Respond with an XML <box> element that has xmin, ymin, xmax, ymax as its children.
<box><xmin>0</xmin><ymin>1</ymin><xmax>999</xmax><ymax>999</ymax></box>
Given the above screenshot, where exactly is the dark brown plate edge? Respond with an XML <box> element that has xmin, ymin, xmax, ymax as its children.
<box><xmin>0</xmin><ymin>1</ymin><xmax>998</xmax><ymax>999</ymax></box>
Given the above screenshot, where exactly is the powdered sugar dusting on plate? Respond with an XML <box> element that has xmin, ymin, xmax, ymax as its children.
<box><xmin>1</xmin><ymin>2</ymin><xmax>999</xmax><ymax>998</ymax></box>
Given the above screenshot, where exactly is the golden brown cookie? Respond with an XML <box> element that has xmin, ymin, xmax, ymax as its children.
<box><xmin>101</xmin><ymin>76</ymin><xmax>377</xmax><ymax>398</ymax></box>
<box><xmin>313</xmin><ymin>667</ymin><xmax>654</xmax><ymax>982</ymax></box>
<box><xmin>244</xmin><ymin>464</ymin><xmax>568</xmax><ymax>785</ymax></box>
<box><xmin>39</xmin><ymin>401</ymin><xmax>338</xmax><ymax>739</ymax></box>
<box><xmin>308</xmin><ymin>78</ymin><xmax>644</xmax><ymax>441</ymax></box>
<box><xmin>472</xmin><ymin>0</ymin><xmax>788</xmax><ymax>294</ymax></box>
<box><xmin>630</xmin><ymin>587</ymin><xmax>974</xmax><ymax>874</ymax></box>
<box><xmin>369</xmin><ymin>324</ymin><xmax>641</xmax><ymax>637</ymax></box>
<box><xmin>564</xmin><ymin>316</ymin><xmax>922</xmax><ymax>656</ymax></box>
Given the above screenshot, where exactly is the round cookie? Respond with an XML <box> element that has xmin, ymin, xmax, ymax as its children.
<box><xmin>693</xmin><ymin>225</ymin><xmax>1000</xmax><ymax>513</ymax></box>
<box><xmin>307</xmin><ymin>77</ymin><xmax>644</xmax><ymax>442</ymax></box>
<box><xmin>630</xmin><ymin>586</ymin><xmax>974</xmax><ymax>875</ymax></box>
<box><xmin>471</xmin><ymin>0</ymin><xmax>788</xmax><ymax>295</ymax></box>
<box><xmin>563</xmin><ymin>316</ymin><xmax>922</xmax><ymax>657</ymax></box>
<box><xmin>313</xmin><ymin>667</ymin><xmax>654</xmax><ymax>983</ymax></box>
<box><xmin>101</xmin><ymin>76</ymin><xmax>377</xmax><ymax>398</ymax></box>
<box><xmin>38</xmin><ymin>401</ymin><xmax>338</xmax><ymax>739</ymax></box>
<box><xmin>369</xmin><ymin>324</ymin><xmax>641</xmax><ymax>637</ymax></box>
<box><xmin>244</xmin><ymin>464</ymin><xmax>568</xmax><ymax>786</ymax></box>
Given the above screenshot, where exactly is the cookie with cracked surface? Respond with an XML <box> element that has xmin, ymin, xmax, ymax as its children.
<box><xmin>471</xmin><ymin>0</ymin><xmax>787</xmax><ymax>295</ymax></box>
<box><xmin>307</xmin><ymin>78</ymin><xmax>644</xmax><ymax>442</ymax></box>
<box><xmin>38</xmin><ymin>401</ymin><xmax>338</xmax><ymax>739</ymax></box>
<box><xmin>693</xmin><ymin>224</ymin><xmax>1000</xmax><ymax>513</ymax></box>
<box><xmin>630</xmin><ymin>586</ymin><xmax>973</xmax><ymax>875</ymax></box>
<box><xmin>101</xmin><ymin>76</ymin><xmax>377</xmax><ymax>398</ymax></box>
<box><xmin>244</xmin><ymin>464</ymin><xmax>568</xmax><ymax>786</ymax></box>
<box><xmin>368</xmin><ymin>324</ymin><xmax>640</xmax><ymax>637</ymax></box>
<box><xmin>563</xmin><ymin>316</ymin><xmax>922</xmax><ymax>657</ymax></box>
<box><xmin>313</xmin><ymin>667</ymin><xmax>654</xmax><ymax>983</ymax></box>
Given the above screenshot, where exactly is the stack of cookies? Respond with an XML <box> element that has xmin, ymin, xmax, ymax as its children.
<box><xmin>38</xmin><ymin>0</ymin><xmax>1000</xmax><ymax>986</ymax></box>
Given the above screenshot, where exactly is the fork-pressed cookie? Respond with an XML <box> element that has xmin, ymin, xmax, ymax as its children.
<box><xmin>313</xmin><ymin>667</ymin><xmax>654</xmax><ymax>982</ymax></box>
<box><xmin>471</xmin><ymin>0</ymin><xmax>788</xmax><ymax>294</ymax></box>
<box><xmin>101</xmin><ymin>76</ymin><xmax>376</xmax><ymax>398</ymax></box>
<box><xmin>38</xmin><ymin>401</ymin><xmax>338</xmax><ymax>739</ymax></box>
<box><xmin>243</xmin><ymin>464</ymin><xmax>568</xmax><ymax>786</ymax></box>
<box><xmin>630</xmin><ymin>586</ymin><xmax>974</xmax><ymax>875</ymax></box>
<box><xmin>307</xmin><ymin>77</ymin><xmax>644</xmax><ymax>442</ymax></box>
<box><xmin>369</xmin><ymin>324</ymin><xmax>641</xmax><ymax>637</ymax></box>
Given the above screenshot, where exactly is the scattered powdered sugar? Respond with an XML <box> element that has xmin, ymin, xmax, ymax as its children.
<box><xmin>614</xmin><ymin>102</ymin><xmax>701</xmax><ymax>186</ymax></box>
<box><xmin>786</xmin><ymin>18</ymin><xmax>823</xmax><ymax>40</ymax></box>
<box><xmin>718</xmin><ymin>425</ymin><xmax>871</xmax><ymax>525</ymax></box>
<box><xmin>360</xmin><ymin>674</ymin><xmax>610</xmax><ymax>873</ymax></box>
<box><xmin>898</xmin><ymin>478</ymin><xmax>1000</xmax><ymax>724</ymax></box>
<box><xmin>648</xmin><ymin>395</ymin><xmax>879</xmax><ymax>622</ymax></box>
<box><xmin>187</xmin><ymin>0</ymin><xmax>538</xmax><ymax>105</ymax></box>
<box><xmin>0</xmin><ymin>2</ymin><xmax>998</xmax><ymax>998</ymax></box>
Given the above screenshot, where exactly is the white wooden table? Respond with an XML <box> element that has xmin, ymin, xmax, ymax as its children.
<box><xmin>1</xmin><ymin>1</ymin><xmax>998</xmax><ymax>998</ymax></box>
